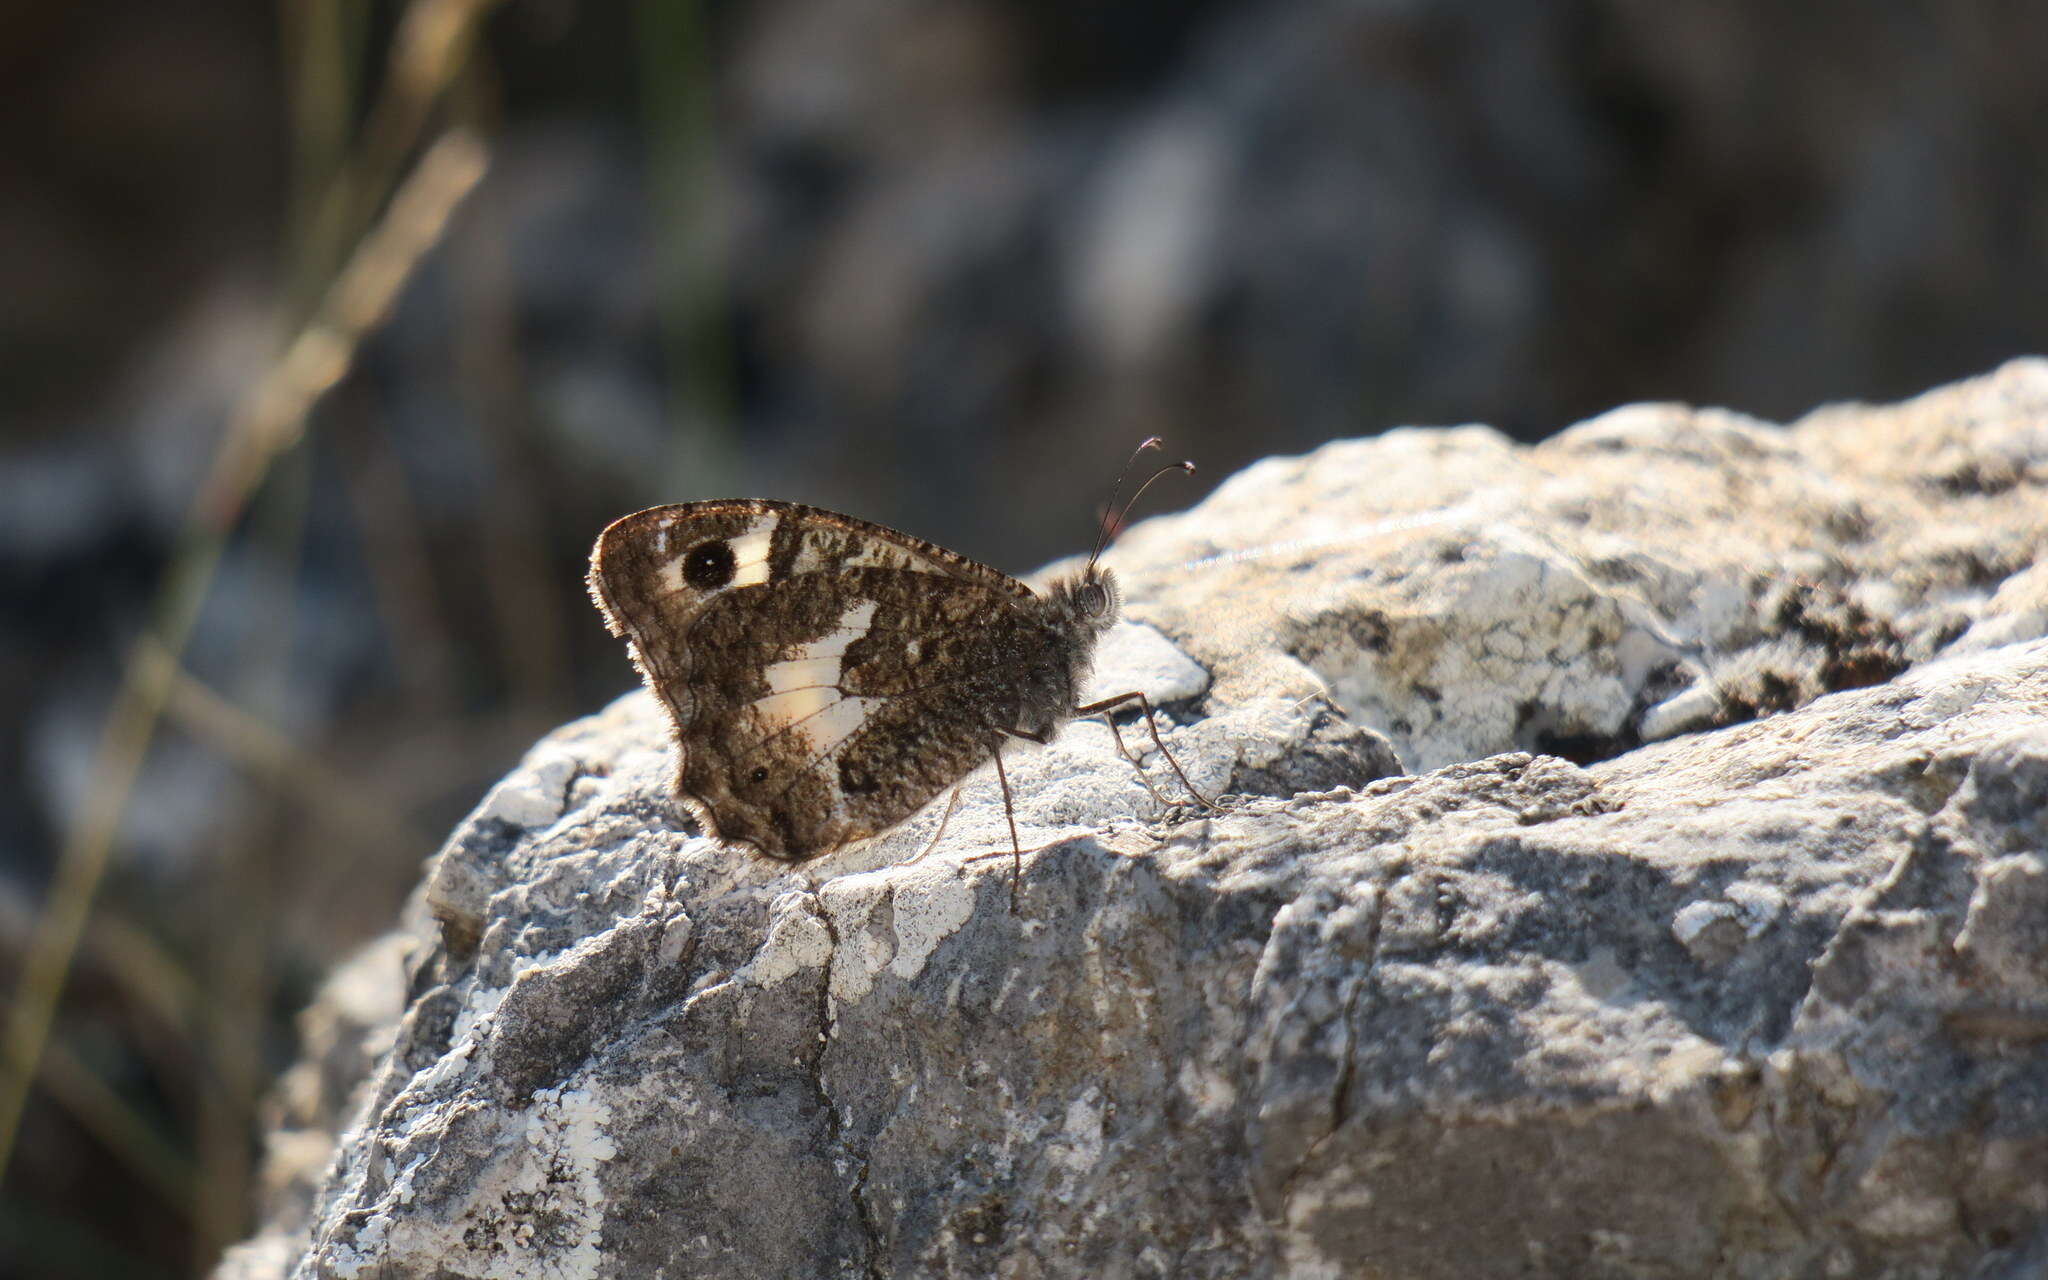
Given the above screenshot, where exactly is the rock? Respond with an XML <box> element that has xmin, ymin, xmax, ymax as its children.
<box><xmin>221</xmin><ymin>362</ymin><xmax>2048</xmax><ymax>1279</ymax></box>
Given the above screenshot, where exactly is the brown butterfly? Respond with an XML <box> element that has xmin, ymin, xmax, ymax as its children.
<box><xmin>585</xmin><ymin>440</ymin><xmax>1214</xmax><ymax>904</ymax></box>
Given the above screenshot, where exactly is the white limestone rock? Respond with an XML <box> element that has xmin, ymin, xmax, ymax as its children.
<box><xmin>221</xmin><ymin>361</ymin><xmax>2048</xmax><ymax>1280</ymax></box>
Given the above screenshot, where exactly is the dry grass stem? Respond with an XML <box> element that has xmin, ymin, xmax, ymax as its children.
<box><xmin>0</xmin><ymin>127</ymin><xmax>490</xmax><ymax>1181</ymax></box>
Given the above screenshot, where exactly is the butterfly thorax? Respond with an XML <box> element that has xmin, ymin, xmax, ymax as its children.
<box><xmin>1017</xmin><ymin>565</ymin><xmax>1119</xmax><ymax>734</ymax></box>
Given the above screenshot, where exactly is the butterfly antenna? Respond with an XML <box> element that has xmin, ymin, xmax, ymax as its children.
<box><xmin>1088</xmin><ymin>439</ymin><xmax>1194</xmax><ymax>568</ymax></box>
<box><xmin>1088</xmin><ymin>437</ymin><xmax>1163</xmax><ymax>568</ymax></box>
<box><xmin>1096</xmin><ymin>461</ymin><xmax>1196</xmax><ymax>564</ymax></box>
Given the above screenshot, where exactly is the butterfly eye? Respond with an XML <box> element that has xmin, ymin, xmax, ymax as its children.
<box><xmin>1078</xmin><ymin>583</ymin><xmax>1108</xmax><ymax>615</ymax></box>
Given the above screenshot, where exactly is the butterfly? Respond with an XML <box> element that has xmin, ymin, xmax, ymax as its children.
<box><xmin>585</xmin><ymin>440</ymin><xmax>1215</xmax><ymax>904</ymax></box>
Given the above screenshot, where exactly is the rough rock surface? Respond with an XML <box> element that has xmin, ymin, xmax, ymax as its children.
<box><xmin>219</xmin><ymin>361</ymin><xmax>2048</xmax><ymax>1279</ymax></box>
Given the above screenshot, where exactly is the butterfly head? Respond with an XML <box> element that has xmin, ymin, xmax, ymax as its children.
<box><xmin>1049</xmin><ymin>564</ymin><xmax>1122</xmax><ymax>635</ymax></box>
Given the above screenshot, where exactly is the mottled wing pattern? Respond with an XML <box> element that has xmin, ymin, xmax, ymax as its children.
<box><xmin>588</xmin><ymin>500</ymin><xmax>1063</xmax><ymax>860</ymax></box>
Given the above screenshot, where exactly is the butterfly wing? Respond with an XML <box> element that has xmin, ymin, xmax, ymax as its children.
<box><xmin>588</xmin><ymin>501</ymin><xmax>1051</xmax><ymax>860</ymax></box>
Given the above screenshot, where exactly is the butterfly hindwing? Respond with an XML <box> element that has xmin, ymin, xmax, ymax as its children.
<box><xmin>588</xmin><ymin>500</ymin><xmax>1061</xmax><ymax>860</ymax></box>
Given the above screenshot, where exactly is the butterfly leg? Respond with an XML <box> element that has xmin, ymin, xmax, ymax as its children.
<box><xmin>1092</xmin><ymin>714</ymin><xmax>1179</xmax><ymax>810</ymax></box>
<box><xmin>903</xmin><ymin>785</ymin><xmax>963</xmax><ymax>865</ymax></box>
<box><xmin>1075</xmin><ymin>691</ymin><xmax>1225</xmax><ymax>812</ymax></box>
<box><xmin>990</xmin><ymin>739</ymin><xmax>1024</xmax><ymax>913</ymax></box>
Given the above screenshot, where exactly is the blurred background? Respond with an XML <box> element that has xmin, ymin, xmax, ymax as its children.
<box><xmin>1</xmin><ymin>0</ymin><xmax>2043</xmax><ymax>1274</ymax></box>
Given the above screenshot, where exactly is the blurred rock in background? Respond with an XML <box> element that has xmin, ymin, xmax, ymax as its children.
<box><xmin>0</xmin><ymin>0</ymin><xmax>2043</xmax><ymax>1275</ymax></box>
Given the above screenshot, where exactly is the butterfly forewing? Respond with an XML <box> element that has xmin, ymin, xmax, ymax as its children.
<box><xmin>588</xmin><ymin>500</ymin><xmax>1062</xmax><ymax>861</ymax></box>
